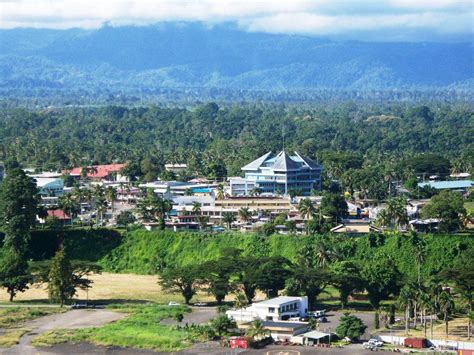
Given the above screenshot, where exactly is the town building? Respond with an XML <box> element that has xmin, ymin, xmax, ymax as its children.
<box><xmin>239</xmin><ymin>321</ymin><xmax>308</xmax><ymax>342</ymax></box>
<box><xmin>417</xmin><ymin>180</ymin><xmax>473</xmax><ymax>193</ymax></box>
<box><xmin>164</xmin><ymin>163</ymin><xmax>188</xmax><ymax>173</ymax></box>
<box><xmin>67</xmin><ymin>164</ymin><xmax>127</xmax><ymax>181</ymax></box>
<box><xmin>226</xmin><ymin>296</ymin><xmax>308</xmax><ymax>323</ymax></box>
<box><xmin>230</xmin><ymin>151</ymin><xmax>322</xmax><ymax>196</ymax></box>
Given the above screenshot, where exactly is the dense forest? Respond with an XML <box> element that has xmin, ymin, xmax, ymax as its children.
<box><xmin>0</xmin><ymin>103</ymin><xmax>472</xmax><ymax>181</ymax></box>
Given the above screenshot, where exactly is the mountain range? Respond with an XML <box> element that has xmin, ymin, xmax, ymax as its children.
<box><xmin>0</xmin><ymin>23</ymin><xmax>472</xmax><ymax>92</ymax></box>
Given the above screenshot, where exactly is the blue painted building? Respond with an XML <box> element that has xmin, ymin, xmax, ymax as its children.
<box><xmin>230</xmin><ymin>151</ymin><xmax>323</xmax><ymax>196</ymax></box>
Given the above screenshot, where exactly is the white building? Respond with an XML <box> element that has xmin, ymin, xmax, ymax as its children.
<box><xmin>226</xmin><ymin>296</ymin><xmax>308</xmax><ymax>323</ymax></box>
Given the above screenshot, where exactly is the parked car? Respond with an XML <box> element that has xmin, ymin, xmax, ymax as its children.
<box><xmin>194</xmin><ymin>302</ymin><xmax>207</xmax><ymax>307</ymax></box>
<box><xmin>363</xmin><ymin>339</ymin><xmax>384</xmax><ymax>349</ymax></box>
<box><xmin>168</xmin><ymin>301</ymin><xmax>180</xmax><ymax>306</ymax></box>
<box><xmin>71</xmin><ymin>302</ymin><xmax>95</xmax><ymax>309</ymax></box>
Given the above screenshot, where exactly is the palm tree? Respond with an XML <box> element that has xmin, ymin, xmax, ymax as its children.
<box><xmin>386</xmin><ymin>197</ymin><xmax>408</xmax><ymax>230</ymax></box>
<box><xmin>375</xmin><ymin>208</ymin><xmax>392</xmax><ymax>229</ymax></box>
<box><xmin>418</xmin><ymin>290</ymin><xmax>432</xmax><ymax>338</ymax></box>
<box><xmin>222</xmin><ymin>212</ymin><xmax>235</xmax><ymax>230</ymax></box>
<box><xmin>234</xmin><ymin>293</ymin><xmax>248</xmax><ymax>309</ymax></box>
<box><xmin>298</xmin><ymin>198</ymin><xmax>316</xmax><ymax>220</ymax></box>
<box><xmin>238</xmin><ymin>207</ymin><xmax>252</xmax><ymax>224</ymax></box>
<box><xmin>192</xmin><ymin>201</ymin><xmax>202</xmax><ymax>215</ymax></box>
<box><xmin>314</xmin><ymin>239</ymin><xmax>334</xmax><ymax>267</ymax></box>
<box><xmin>398</xmin><ymin>285</ymin><xmax>415</xmax><ymax>334</ymax></box>
<box><xmin>246</xmin><ymin>319</ymin><xmax>270</xmax><ymax>340</ymax></box>
<box><xmin>105</xmin><ymin>186</ymin><xmax>117</xmax><ymax>214</ymax></box>
<box><xmin>197</xmin><ymin>215</ymin><xmax>209</xmax><ymax>230</ymax></box>
<box><xmin>215</xmin><ymin>184</ymin><xmax>225</xmax><ymax>200</ymax></box>
<box><xmin>438</xmin><ymin>290</ymin><xmax>455</xmax><ymax>338</ymax></box>
<box><xmin>414</xmin><ymin>242</ymin><xmax>426</xmax><ymax>287</ymax></box>
<box><xmin>249</xmin><ymin>187</ymin><xmax>262</xmax><ymax>197</ymax></box>
<box><xmin>58</xmin><ymin>193</ymin><xmax>79</xmax><ymax>226</ymax></box>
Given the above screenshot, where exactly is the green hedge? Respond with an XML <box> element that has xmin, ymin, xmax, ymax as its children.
<box><xmin>98</xmin><ymin>230</ymin><xmax>474</xmax><ymax>278</ymax></box>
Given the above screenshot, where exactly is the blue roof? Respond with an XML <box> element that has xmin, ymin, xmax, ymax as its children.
<box><xmin>418</xmin><ymin>180</ymin><xmax>473</xmax><ymax>189</ymax></box>
<box><xmin>192</xmin><ymin>188</ymin><xmax>211</xmax><ymax>193</ymax></box>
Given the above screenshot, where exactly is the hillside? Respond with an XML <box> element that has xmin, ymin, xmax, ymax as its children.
<box><xmin>0</xmin><ymin>23</ymin><xmax>472</xmax><ymax>94</ymax></box>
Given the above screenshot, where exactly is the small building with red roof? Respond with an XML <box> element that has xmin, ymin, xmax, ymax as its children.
<box><xmin>66</xmin><ymin>164</ymin><xmax>126</xmax><ymax>181</ymax></box>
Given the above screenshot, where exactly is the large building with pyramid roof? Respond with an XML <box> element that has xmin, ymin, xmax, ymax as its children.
<box><xmin>229</xmin><ymin>151</ymin><xmax>323</xmax><ymax>196</ymax></box>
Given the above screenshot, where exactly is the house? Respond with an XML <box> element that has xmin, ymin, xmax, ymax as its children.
<box><xmin>409</xmin><ymin>218</ymin><xmax>442</xmax><ymax>232</ymax></box>
<box><xmin>230</xmin><ymin>151</ymin><xmax>323</xmax><ymax>196</ymax></box>
<box><xmin>38</xmin><ymin>209</ymin><xmax>71</xmax><ymax>224</ymax></box>
<box><xmin>239</xmin><ymin>321</ymin><xmax>308</xmax><ymax>342</ymax></box>
<box><xmin>417</xmin><ymin>180</ymin><xmax>473</xmax><ymax>193</ymax></box>
<box><xmin>67</xmin><ymin>164</ymin><xmax>126</xmax><ymax>181</ymax></box>
<box><xmin>226</xmin><ymin>296</ymin><xmax>308</xmax><ymax>323</ymax></box>
<box><xmin>331</xmin><ymin>220</ymin><xmax>381</xmax><ymax>234</ymax></box>
<box><xmin>164</xmin><ymin>163</ymin><xmax>188</xmax><ymax>173</ymax></box>
<box><xmin>291</xmin><ymin>330</ymin><xmax>333</xmax><ymax>346</ymax></box>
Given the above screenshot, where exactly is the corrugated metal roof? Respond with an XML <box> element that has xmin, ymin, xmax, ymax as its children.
<box><xmin>418</xmin><ymin>180</ymin><xmax>473</xmax><ymax>189</ymax></box>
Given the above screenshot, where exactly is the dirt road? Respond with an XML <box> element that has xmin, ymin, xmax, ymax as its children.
<box><xmin>0</xmin><ymin>309</ymin><xmax>125</xmax><ymax>355</ymax></box>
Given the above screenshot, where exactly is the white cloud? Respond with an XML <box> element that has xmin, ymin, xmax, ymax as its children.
<box><xmin>0</xmin><ymin>0</ymin><xmax>472</xmax><ymax>40</ymax></box>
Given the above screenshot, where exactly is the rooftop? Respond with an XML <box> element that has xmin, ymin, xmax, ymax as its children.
<box><xmin>67</xmin><ymin>164</ymin><xmax>125</xmax><ymax>179</ymax></box>
<box><xmin>256</xmin><ymin>296</ymin><xmax>304</xmax><ymax>306</ymax></box>
<box><xmin>242</xmin><ymin>151</ymin><xmax>321</xmax><ymax>172</ymax></box>
<box><xmin>418</xmin><ymin>180</ymin><xmax>473</xmax><ymax>190</ymax></box>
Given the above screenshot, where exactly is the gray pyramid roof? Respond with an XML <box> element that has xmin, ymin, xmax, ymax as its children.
<box><xmin>294</xmin><ymin>152</ymin><xmax>322</xmax><ymax>170</ymax></box>
<box><xmin>272</xmin><ymin>151</ymin><xmax>301</xmax><ymax>171</ymax></box>
<box><xmin>242</xmin><ymin>151</ymin><xmax>274</xmax><ymax>171</ymax></box>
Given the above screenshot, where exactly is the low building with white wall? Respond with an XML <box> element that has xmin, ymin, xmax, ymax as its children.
<box><xmin>226</xmin><ymin>296</ymin><xmax>308</xmax><ymax>323</ymax></box>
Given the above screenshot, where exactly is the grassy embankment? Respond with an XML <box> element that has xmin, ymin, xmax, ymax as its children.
<box><xmin>31</xmin><ymin>304</ymin><xmax>193</xmax><ymax>352</ymax></box>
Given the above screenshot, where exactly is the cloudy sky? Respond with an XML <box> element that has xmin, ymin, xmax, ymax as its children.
<box><xmin>1</xmin><ymin>0</ymin><xmax>472</xmax><ymax>41</ymax></box>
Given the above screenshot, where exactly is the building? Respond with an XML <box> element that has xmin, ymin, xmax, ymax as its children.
<box><xmin>67</xmin><ymin>164</ymin><xmax>127</xmax><ymax>181</ymax></box>
<box><xmin>239</xmin><ymin>321</ymin><xmax>308</xmax><ymax>342</ymax></box>
<box><xmin>226</xmin><ymin>296</ymin><xmax>308</xmax><ymax>323</ymax></box>
<box><xmin>230</xmin><ymin>151</ymin><xmax>322</xmax><ymax>196</ymax></box>
<box><xmin>35</xmin><ymin>177</ymin><xmax>64</xmax><ymax>197</ymax></box>
<box><xmin>417</xmin><ymin>180</ymin><xmax>473</xmax><ymax>193</ymax></box>
<box><xmin>164</xmin><ymin>163</ymin><xmax>188</xmax><ymax>173</ymax></box>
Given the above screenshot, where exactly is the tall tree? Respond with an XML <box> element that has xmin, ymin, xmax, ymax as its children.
<box><xmin>47</xmin><ymin>248</ymin><xmax>75</xmax><ymax>306</ymax></box>
<box><xmin>159</xmin><ymin>265</ymin><xmax>201</xmax><ymax>305</ymax></box>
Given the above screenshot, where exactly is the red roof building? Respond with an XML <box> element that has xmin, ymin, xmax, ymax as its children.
<box><xmin>67</xmin><ymin>164</ymin><xmax>125</xmax><ymax>180</ymax></box>
<box><xmin>47</xmin><ymin>209</ymin><xmax>71</xmax><ymax>220</ymax></box>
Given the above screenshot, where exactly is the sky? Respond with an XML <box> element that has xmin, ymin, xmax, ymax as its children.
<box><xmin>0</xmin><ymin>0</ymin><xmax>473</xmax><ymax>41</ymax></box>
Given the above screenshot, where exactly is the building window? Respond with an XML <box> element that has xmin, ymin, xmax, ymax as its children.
<box><xmin>269</xmin><ymin>307</ymin><xmax>275</xmax><ymax>313</ymax></box>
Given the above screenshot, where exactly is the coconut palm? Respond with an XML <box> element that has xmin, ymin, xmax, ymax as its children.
<box><xmin>386</xmin><ymin>197</ymin><xmax>408</xmax><ymax>230</ymax></box>
<box><xmin>249</xmin><ymin>187</ymin><xmax>262</xmax><ymax>197</ymax></box>
<box><xmin>192</xmin><ymin>201</ymin><xmax>202</xmax><ymax>215</ymax></box>
<box><xmin>215</xmin><ymin>184</ymin><xmax>225</xmax><ymax>200</ymax></box>
<box><xmin>222</xmin><ymin>212</ymin><xmax>235</xmax><ymax>230</ymax></box>
<box><xmin>375</xmin><ymin>208</ymin><xmax>392</xmax><ymax>229</ymax></box>
<box><xmin>238</xmin><ymin>207</ymin><xmax>252</xmax><ymax>223</ymax></box>
<box><xmin>246</xmin><ymin>319</ymin><xmax>270</xmax><ymax>340</ymax></box>
<box><xmin>234</xmin><ymin>293</ymin><xmax>248</xmax><ymax>309</ymax></box>
<box><xmin>438</xmin><ymin>290</ymin><xmax>455</xmax><ymax>337</ymax></box>
<box><xmin>105</xmin><ymin>186</ymin><xmax>117</xmax><ymax>213</ymax></box>
<box><xmin>298</xmin><ymin>198</ymin><xmax>316</xmax><ymax>220</ymax></box>
<box><xmin>398</xmin><ymin>285</ymin><xmax>415</xmax><ymax>334</ymax></box>
<box><xmin>418</xmin><ymin>290</ymin><xmax>432</xmax><ymax>337</ymax></box>
<box><xmin>57</xmin><ymin>193</ymin><xmax>79</xmax><ymax>226</ymax></box>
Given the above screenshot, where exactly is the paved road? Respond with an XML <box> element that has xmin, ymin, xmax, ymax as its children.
<box><xmin>0</xmin><ymin>309</ymin><xmax>125</xmax><ymax>355</ymax></box>
<box><xmin>161</xmin><ymin>306</ymin><xmax>218</xmax><ymax>326</ymax></box>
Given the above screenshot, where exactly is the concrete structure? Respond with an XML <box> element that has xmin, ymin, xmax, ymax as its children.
<box><xmin>164</xmin><ymin>163</ymin><xmax>188</xmax><ymax>173</ymax></box>
<box><xmin>418</xmin><ymin>180</ymin><xmax>473</xmax><ymax>192</ymax></box>
<box><xmin>226</xmin><ymin>296</ymin><xmax>308</xmax><ymax>323</ymax></box>
<box><xmin>67</xmin><ymin>164</ymin><xmax>127</xmax><ymax>181</ymax></box>
<box><xmin>291</xmin><ymin>330</ymin><xmax>332</xmax><ymax>345</ymax></box>
<box><xmin>239</xmin><ymin>321</ymin><xmax>308</xmax><ymax>342</ymax></box>
<box><xmin>35</xmin><ymin>177</ymin><xmax>64</xmax><ymax>197</ymax></box>
<box><xmin>230</xmin><ymin>151</ymin><xmax>322</xmax><ymax>196</ymax></box>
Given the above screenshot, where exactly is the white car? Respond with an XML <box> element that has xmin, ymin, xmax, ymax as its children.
<box><xmin>362</xmin><ymin>339</ymin><xmax>384</xmax><ymax>349</ymax></box>
<box><xmin>168</xmin><ymin>301</ymin><xmax>180</xmax><ymax>306</ymax></box>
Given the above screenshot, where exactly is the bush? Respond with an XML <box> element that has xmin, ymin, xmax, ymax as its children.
<box><xmin>335</xmin><ymin>313</ymin><xmax>367</xmax><ymax>341</ymax></box>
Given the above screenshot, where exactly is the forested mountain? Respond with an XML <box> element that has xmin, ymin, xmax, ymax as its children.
<box><xmin>0</xmin><ymin>23</ymin><xmax>472</xmax><ymax>96</ymax></box>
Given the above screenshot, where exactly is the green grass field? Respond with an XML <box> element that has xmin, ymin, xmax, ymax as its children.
<box><xmin>32</xmin><ymin>303</ymin><xmax>194</xmax><ymax>351</ymax></box>
<box><xmin>0</xmin><ymin>307</ymin><xmax>65</xmax><ymax>328</ymax></box>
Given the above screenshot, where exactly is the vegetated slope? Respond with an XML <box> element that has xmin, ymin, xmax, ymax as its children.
<box><xmin>98</xmin><ymin>230</ymin><xmax>474</xmax><ymax>279</ymax></box>
<box><xmin>0</xmin><ymin>23</ymin><xmax>472</xmax><ymax>91</ymax></box>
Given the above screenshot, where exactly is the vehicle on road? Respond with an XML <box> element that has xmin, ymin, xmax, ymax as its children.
<box><xmin>194</xmin><ymin>302</ymin><xmax>208</xmax><ymax>307</ymax></box>
<box><xmin>71</xmin><ymin>302</ymin><xmax>96</xmax><ymax>309</ymax></box>
<box><xmin>362</xmin><ymin>339</ymin><xmax>384</xmax><ymax>349</ymax></box>
<box><xmin>168</xmin><ymin>301</ymin><xmax>181</xmax><ymax>306</ymax></box>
